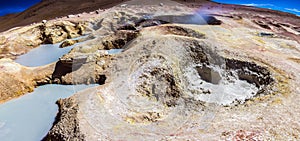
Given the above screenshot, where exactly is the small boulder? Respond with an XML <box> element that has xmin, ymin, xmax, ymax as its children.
<box><xmin>42</xmin><ymin>20</ymin><xmax>47</xmax><ymax>24</ymax></box>
<box><xmin>59</xmin><ymin>40</ymin><xmax>78</xmax><ymax>48</ymax></box>
<box><xmin>258</xmin><ymin>32</ymin><xmax>275</xmax><ymax>37</ymax></box>
<box><xmin>121</xmin><ymin>4</ymin><xmax>127</xmax><ymax>8</ymax></box>
<box><xmin>67</xmin><ymin>15</ymin><xmax>76</xmax><ymax>18</ymax></box>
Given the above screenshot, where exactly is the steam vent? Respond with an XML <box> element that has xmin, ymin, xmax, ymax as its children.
<box><xmin>0</xmin><ymin>0</ymin><xmax>300</xmax><ymax>140</ymax></box>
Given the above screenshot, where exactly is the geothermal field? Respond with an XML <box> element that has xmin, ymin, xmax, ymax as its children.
<box><xmin>0</xmin><ymin>0</ymin><xmax>300</xmax><ymax>140</ymax></box>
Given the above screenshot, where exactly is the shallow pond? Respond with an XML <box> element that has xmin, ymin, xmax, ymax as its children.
<box><xmin>15</xmin><ymin>35</ymin><xmax>89</xmax><ymax>67</ymax></box>
<box><xmin>15</xmin><ymin>43</ymin><xmax>75</xmax><ymax>67</ymax></box>
<box><xmin>0</xmin><ymin>84</ymin><xmax>97</xmax><ymax>141</ymax></box>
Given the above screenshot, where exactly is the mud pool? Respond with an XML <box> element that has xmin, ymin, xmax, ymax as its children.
<box><xmin>15</xmin><ymin>44</ymin><xmax>123</xmax><ymax>67</ymax></box>
<box><xmin>15</xmin><ymin>35</ymin><xmax>89</xmax><ymax>67</ymax></box>
<box><xmin>15</xmin><ymin>43</ymin><xmax>76</xmax><ymax>67</ymax></box>
<box><xmin>154</xmin><ymin>14</ymin><xmax>222</xmax><ymax>25</ymax></box>
<box><xmin>184</xmin><ymin>65</ymin><xmax>260</xmax><ymax>105</ymax></box>
<box><xmin>0</xmin><ymin>84</ymin><xmax>97</xmax><ymax>141</ymax></box>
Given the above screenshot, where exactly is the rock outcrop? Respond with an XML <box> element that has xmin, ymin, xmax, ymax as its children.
<box><xmin>0</xmin><ymin>58</ymin><xmax>55</xmax><ymax>103</ymax></box>
<box><xmin>42</xmin><ymin>98</ymin><xmax>85</xmax><ymax>141</ymax></box>
<box><xmin>40</xmin><ymin>21</ymin><xmax>86</xmax><ymax>44</ymax></box>
<box><xmin>0</xmin><ymin>21</ymin><xmax>87</xmax><ymax>59</ymax></box>
<box><xmin>59</xmin><ymin>39</ymin><xmax>78</xmax><ymax>48</ymax></box>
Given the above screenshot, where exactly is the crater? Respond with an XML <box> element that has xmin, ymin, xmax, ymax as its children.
<box><xmin>132</xmin><ymin>55</ymin><xmax>181</xmax><ymax>107</ymax></box>
<box><xmin>125</xmin><ymin>39</ymin><xmax>275</xmax><ymax>107</ymax></box>
<box><xmin>124</xmin><ymin>38</ymin><xmax>275</xmax><ymax>107</ymax></box>
<box><xmin>155</xmin><ymin>14</ymin><xmax>222</xmax><ymax>25</ymax></box>
<box><xmin>184</xmin><ymin>41</ymin><xmax>274</xmax><ymax>105</ymax></box>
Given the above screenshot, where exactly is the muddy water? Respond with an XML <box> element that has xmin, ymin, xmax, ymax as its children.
<box><xmin>107</xmin><ymin>49</ymin><xmax>124</xmax><ymax>54</ymax></box>
<box><xmin>15</xmin><ymin>43</ymin><xmax>75</xmax><ymax>67</ymax></box>
<box><xmin>184</xmin><ymin>65</ymin><xmax>259</xmax><ymax>105</ymax></box>
<box><xmin>0</xmin><ymin>84</ymin><xmax>98</xmax><ymax>141</ymax></box>
<box><xmin>15</xmin><ymin>35</ymin><xmax>89</xmax><ymax>67</ymax></box>
<box><xmin>15</xmin><ymin>40</ymin><xmax>122</xmax><ymax>67</ymax></box>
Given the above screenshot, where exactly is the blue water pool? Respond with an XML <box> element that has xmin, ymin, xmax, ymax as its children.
<box><xmin>0</xmin><ymin>84</ymin><xmax>98</xmax><ymax>141</ymax></box>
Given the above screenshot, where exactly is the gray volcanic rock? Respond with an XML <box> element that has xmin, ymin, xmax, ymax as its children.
<box><xmin>43</xmin><ymin>2</ymin><xmax>300</xmax><ymax>139</ymax></box>
<box><xmin>43</xmin><ymin>98</ymin><xmax>85</xmax><ymax>141</ymax></box>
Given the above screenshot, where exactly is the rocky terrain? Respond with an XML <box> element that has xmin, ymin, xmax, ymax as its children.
<box><xmin>0</xmin><ymin>20</ymin><xmax>86</xmax><ymax>59</ymax></box>
<box><xmin>0</xmin><ymin>59</ymin><xmax>54</xmax><ymax>103</ymax></box>
<box><xmin>0</xmin><ymin>0</ymin><xmax>300</xmax><ymax>140</ymax></box>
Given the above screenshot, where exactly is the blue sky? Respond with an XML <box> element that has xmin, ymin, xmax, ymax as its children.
<box><xmin>213</xmin><ymin>0</ymin><xmax>300</xmax><ymax>16</ymax></box>
<box><xmin>0</xmin><ymin>0</ymin><xmax>40</xmax><ymax>16</ymax></box>
<box><xmin>0</xmin><ymin>0</ymin><xmax>299</xmax><ymax>16</ymax></box>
